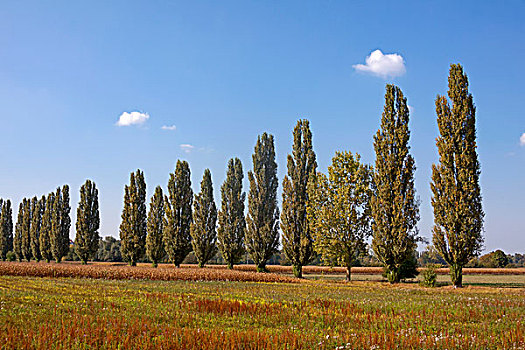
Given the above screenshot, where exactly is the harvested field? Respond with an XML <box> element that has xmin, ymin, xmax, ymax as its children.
<box><xmin>0</xmin><ymin>261</ymin><xmax>298</xmax><ymax>283</ymax></box>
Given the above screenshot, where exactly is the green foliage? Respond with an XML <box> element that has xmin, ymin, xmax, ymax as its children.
<box><xmin>246</xmin><ymin>133</ymin><xmax>280</xmax><ymax>273</ymax></box>
<box><xmin>51</xmin><ymin>185</ymin><xmax>71</xmax><ymax>263</ymax></box>
<box><xmin>30</xmin><ymin>196</ymin><xmax>45</xmax><ymax>262</ymax></box>
<box><xmin>307</xmin><ymin>151</ymin><xmax>372</xmax><ymax>281</ymax></box>
<box><xmin>163</xmin><ymin>161</ymin><xmax>193</xmax><ymax>267</ymax></box>
<box><xmin>190</xmin><ymin>169</ymin><xmax>218</xmax><ymax>268</ymax></box>
<box><xmin>371</xmin><ymin>84</ymin><xmax>420</xmax><ymax>283</ymax></box>
<box><xmin>13</xmin><ymin>201</ymin><xmax>24</xmax><ymax>262</ymax></box>
<box><xmin>217</xmin><ymin>158</ymin><xmax>246</xmax><ymax>269</ymax></box>
<box><xmin>120</xmin><ymin>170</ymin><xmax>147</xmax><ymax>266</ymax></box>
<box><xmin>40</xmin><ymin>192</ymin><xmax>55</xmax><ymax>263</ymax></box>
<box><xmin>475</xmin><ymin>250</ymin><xmax>509</xmax><ymax>268</ymax></box>
<box><xmin>431</xmin><ymin>64</ymin><xmax>484</xmax><ymax>288</ymax></box>
<box><xmin>0</xmin><ymin>199</ymin><xmax>13</xmax><ymax>260</ymax></box>
<box><xmin>146</xmin><ymin>186</ymin><xmax>165</xmax><ymax>267</ymax></box>
<box><xmin>420</xmin><ymin>264</ymin><xmax>438</xmax><ymax>288</ymax></box>
<box><xmin>21</xmin><ymin>198</ymin><xmax>34</xmax><ymax>261</ymax></box>
<box><xmin>75</xmin><ymin>180</ymin><xmax>100</xmax><ymax>264</ymax></box>
<box><xmin>281</xmin><ymin>120</ymin><xmax>317</xmax><ymax>278</ymax></box>
<box><xmin>95</xmin><ymin>236</ymin><xmax>122</xmax><ymax>262</ymax></box>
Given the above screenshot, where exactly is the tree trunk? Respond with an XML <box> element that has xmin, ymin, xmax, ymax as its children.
<box><xmin>227</xmin><ymin>262</ymin><xmax>234</xmax><ymax>269</ymax></box>
<box><xmin>152</xmin><ymin>262</ymin><xmax>158</xmax><ymax>268</ymax></box>
<box><xmin>450</xmin><ymin>263</ymin><xmax>463</xmax><ymax>288</ymax></box>
<box><xmin>292</xmin><ymin>265</ymin><xmax>303</xmax><ymax>278</ymax></box>
<box><xmin>198</xmin><ymin>262</ymin><xmax>205</xmax><ymax>268</ymax></box>
<box><xmin>129</xmin><ymin>260</ymin><xmax>136</xmax><ymax>267</ymax></box>
<box><xmin>386</xmin><ymin>267</ymin><xmax>400</xmax><ymax>284</ymax></box>
<box><xmin>81</xmin><ymin>260</ymin><xmax>87</xmax><ymax>265</ymax></box>
<box><xmin>256</xmin><ymin>263</ymin><xmax>268</xmax><ymax>273</ymax></box>
<box><xmin>346</xmin><ymin>265</ymin><xmax>351</xmax><ymax>282</ymax></box>
<box><xmin>45</xmin><ymin>259</ymin><xmax>50</xmax><ymax>263</ymax></box>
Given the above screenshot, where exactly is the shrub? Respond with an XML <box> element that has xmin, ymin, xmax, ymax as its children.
<box><xmin>420</xmin><ymin>264</ymin><xmax>438</xmax><ymax>287</ymax></box>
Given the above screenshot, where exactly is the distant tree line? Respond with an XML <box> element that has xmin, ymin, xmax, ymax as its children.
<box><xmin>0</xmin><ymin>64</ymin><xmax>494</xmax><ymax>287</ymax></box>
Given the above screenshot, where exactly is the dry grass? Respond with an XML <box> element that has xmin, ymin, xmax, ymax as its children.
<box><xmin>0</xmin><ymin>261</ymin><xmax>298</xmax><ymax>283</ymax></box>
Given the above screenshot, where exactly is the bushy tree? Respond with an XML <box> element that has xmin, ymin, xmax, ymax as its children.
<box><xmin>191</xmin><ymin>169</ymin><xmax>218</xmax><ymax>268</ymax></box>
<box><xmin>246</xmin><ymin>133</ymin><xmax>280</xmax><ymax>273</ymax></box>
<box><xmin>431</xmin><ymin>64</ymin><xmax>484</xmax><ymax>288</ymax></box>
<box><xmin>95</xmin><ymin>236</ymin><xmax>122</xmax><ymax>262</ymax></box>
<box><xmin>13</xmin><ymin>201</ymin><xmax>24</xmax><ymax>262</ymax></box>
<box><xmin>120</xmin><ymin>170</ymin><xmax>147</xmax><ymax>266</ymax></box>
<box><xmin>281</xmin><ymin>119</ymin><xmax>317</xmax><ymax>278</ymax></box>
<box><xmin>40</xmin><ymin>192</ymin><xmax>55</xmax><ymax>263</ymax></box>
<box><xmin>30</xmin><ymin>196</ymin><xmax>45</xmax><ymax>262</ymax></box>
<box><xmin>51</xmin><ymin>185</ymin><xmax>71</xmax><ymax>263</ymax></box>
<box><xmin>163</xmin><ymin>161</ymin><xmax>193</xmax><ymax>267</ymax></box>
<box><xmin>307</xmin><ymin>151</ymin><xmax>372</xmax><ymax>281</ymax></box>
<box><xmin>217</xmin><ymin>158</ymin><xmax>246</xmax><ymax>269</ymax></box>
<box><xmin>146</xmin><ymin>186</ymin><xmax>165</xmax><ymax>267</ymax></box>
<box><xmin>0</xmin><ymin>199</ymin><xmax>13</xmax><ymax>260</ymax></box>
<box><xmin>75</xmin><ymin>180</ymin><xmax>100</xmax><ymax>264</ymax></box>
<box><xmin>371</xmin><ymin>85</ymin><xmax>420</xmax><ymax>283</ymax></box>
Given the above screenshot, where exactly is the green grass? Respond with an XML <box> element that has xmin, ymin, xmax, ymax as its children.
<box><xmin>1</xmin><ymin>275</ymin><xmax>524</xmax><ymax>349</ymax></box>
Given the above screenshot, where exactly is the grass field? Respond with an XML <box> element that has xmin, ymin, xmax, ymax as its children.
<box><xmin>1</xmin><ymin>262</ymin><xmax>524</xmax><ymax>349</ymax></box>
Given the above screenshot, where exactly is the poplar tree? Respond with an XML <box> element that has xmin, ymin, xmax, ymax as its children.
<box><xmin>75</xmin><ymin>180</ymin><xmax>100</xmax><ymax>264</ymax></box>
<box><xmin>30</xmin><ymin>196</ymin><xmax>45</xmax><ymax>262</ymax></box>
<box><xmin>307</xmin><ymin>151</ymin><xmax>372</xmax><ymax>281</ymax></box>
<box><xmin>191</xmin><ymin>169</ymin><xmax>218</xmax><ymax>268</ymax></box>
<box><xmin>163</xmin><ymin>160</ymin><xmax>193</xmax><ymax>267</ymax></box>
<box><xmin>431</xmin><ymin>64</ymin><xmax>484</xmax><ymax>288</ymax></box>
<box><xmin>40</xmin><ymin>192</ymin><xmax>54</xmax><ymax>263</ymax></box>
<box><xmin>246</xmin><ymin>133</ymin><xmax>280</xmax><ymax>273</ymax></box>
<box><xmin>371</xmin><ymin>85</ymin><xmax>420</xmax><ymax>283</ymax></box>
<box><xmin>146</xmin><ymin>186</ymin><xmax>165</xmax><ymax>267</ymax></box>
<box><xmin>281</xmin><ymin>119</ymin><xmax>317</xmax><ymax>278</ymax></box>
<box><xmin>51</xmin><ymin>185</ymin><xmax>71</xmax><ymax>263</ymax></box>
<box><xmin>119</xmin><ymin>170</ymin><xmax>147</xmax><ymax>266</ymax></box>
<box><xmin>0</xmin><ymin>199</ymin><xmax>13</xmax><ymax>260</ymax></box>
<box><xmin>21</xmin><ymin>198</ymin><xmax>34</xmax><ymax>261</ymax></box>
<box><xmin>217</xmin><ymin>158</ymin><xmax>246</xmax><ymax>269</ymax></box>
<box><xmin>14</xmin><ymin>202</ymin><xmax>24</xmax><ymax>261</ymax></box>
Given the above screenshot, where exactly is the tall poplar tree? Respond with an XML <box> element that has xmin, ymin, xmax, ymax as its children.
<box><xmin>163</xmin><ymin>160</ymin><xmax>193</xmax><ymax>267</ymax></box>
<box><xmin>21</xmin><ymin>198</ymin><xmax>34</xmax><ymax>261</ymax></box>
<box><xmin>217</xmin><ymin>158</ymin><xmax>246</xmax><ymax>269</ymax></box>
<box><xmin>371</xmin><ymin>85</ymin><xmax>420</xmax><ymax>283</ymax></box>
<box><xmin>75</xmin><ymin>180</ymin><xmax>100</xmax><ymax>264</ymax></box>
<box><xmin>40</xmin><ymin>192</ymin><xmax>54</xmax><ymax>263</ymax></box>
<box><xmin>246</xmin><ymin>133</ymin><xmax>280</xmax><ymax>273</ymax></box>
<box><xmin>14</xmin><ymin>201</ymin><xmax>24</xmax><ymax>261</ymax></box>
<box><xmin>307</xmin><ymin>151</ymin><xmax>372</xmax><ymax>281</ymax></box>
<box><xmin>146</xmin><ymin>186</ymin><xmax>165</xmax><ymax>267</ymax></box>
<box><xmin>0</xmin><ymin>199</ymin><xmax>13</xmax><ymax>260</ymax></box>
<box><xmin>119</xmin><ymin>170</ymin><xmax>147</xmax><ymax>266</ymax></box>
<box><xmin>30</xmin><ymin>196</ymin><xmax>45</xmax><ymax>262</ymax></box>
<box><xmin>281</xmin><ymin>119</ymin><xmax>317</xmax><ymax>278</ymax></box>
<box><xmin>191</xmin><ymin>169</ymin><xmax>218</xmax><ymax>268</ymax></box>
<box><xmin>431</xmin><ymin>64</ymin><xmax>484</xmax><ymax>288</ymax></box>
<box><xmin>51</xmin><ymin>185</ymin><xmax>71</xmax><ymax>263</ymax></box>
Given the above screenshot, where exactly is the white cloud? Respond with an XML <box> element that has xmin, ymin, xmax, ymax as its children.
<box><xmin>520</xmin><ymin>133</ymin><xmax>525</xmax><ymax>146</ymax></box>
<box><xmin>353</xmin><ymin>49</ymin><xmax>406</xmax><ymax>79</ymax></box>
<box><xmin>161</xmin><ymin>125</ymin><xmax>177</xmax><ymax>131</ymax></box>
<box><xmin>180</xmin><ymin>144</ymin><xmax>195</xmax><ymax>153</ymax></box>
<box><xmin>408</xmin><ymin>105</ymin><xmax>414</xmax><ymax>115</ymax></box>
<box><xmin>116</xmin><ymin>111</ymin><xmax>149</xmax><ymax>126</ymax></box>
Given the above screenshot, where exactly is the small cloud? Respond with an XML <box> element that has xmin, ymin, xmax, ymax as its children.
<box><xmin>161</xmin><ymin>125</ymin><xmax>177</xmax><ymax>131</ymax></box>
<box><xmin>520</xmin><ymin>133</ymin><xmax>525</xmax><ymax>146</ymax></box>
<box><xmin>353</xmin><ymin>49</ymin><xmax>406</xmax><ymax>79</ymax></box>
<box><xmin>408</xmin><ymin>105</ymin><xmax>415</xmax><ymax>115</ymax></box>
<box><xmin>180</xmin><ymin>144</ymin><xmax>195</xmax><ymax>153</ymax></box>
<box><xmin>116</xmin><ymin>111</ymin><xmax>149</xmax><ymax>126</ymax></box>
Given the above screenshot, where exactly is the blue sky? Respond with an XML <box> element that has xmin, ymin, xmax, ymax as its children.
<box><xmin>1</xmin><ymin>1</ymin><xmax>524</xmax><ymax>253</ymax></box>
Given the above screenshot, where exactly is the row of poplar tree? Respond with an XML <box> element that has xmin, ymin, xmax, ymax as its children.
<box><xmin>0</xmin><ymin>64</ymin><xmax>482</xmax><ymax>287</ymax></box>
